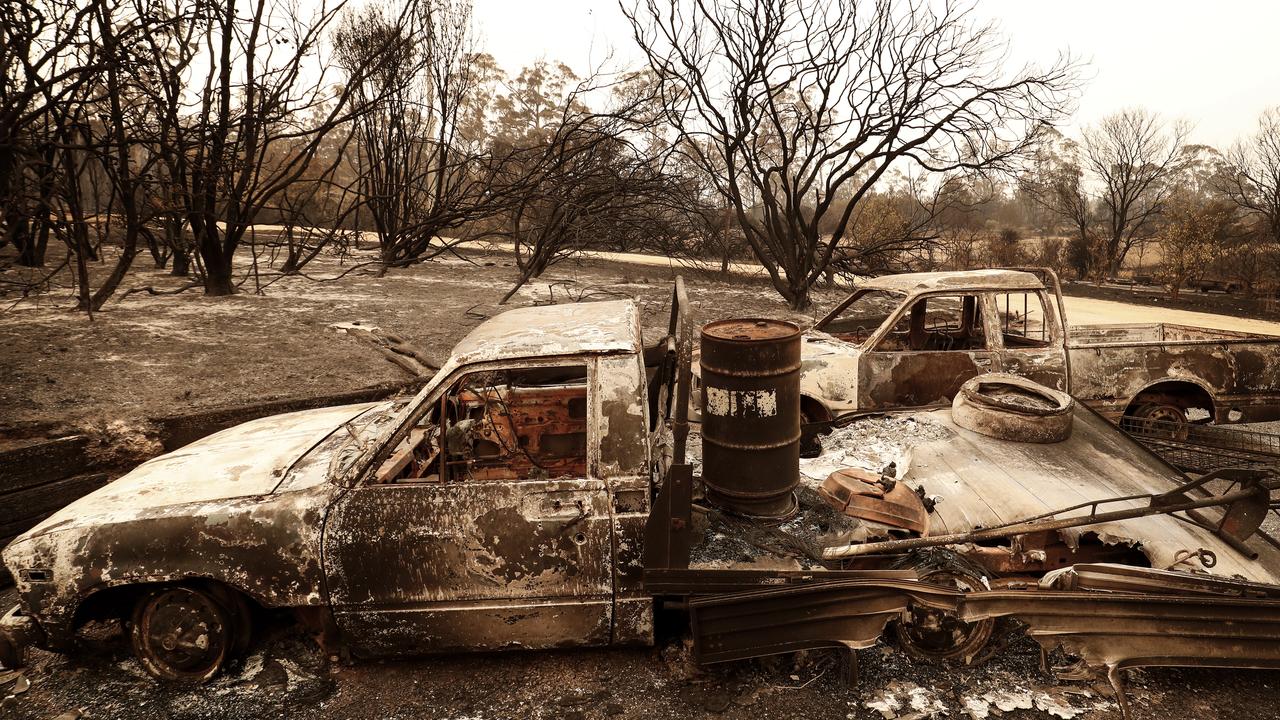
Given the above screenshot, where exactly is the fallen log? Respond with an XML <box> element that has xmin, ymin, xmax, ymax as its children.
<box><xmin>341</xmin><ymin>326</ymin><xmax>440</xmax><ymax>377</ymax></box>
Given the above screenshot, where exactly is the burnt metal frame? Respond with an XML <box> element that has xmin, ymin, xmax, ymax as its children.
<box><xmin>642</xmin><ymin>277</ymin><xmax>694</xmax><ymax>571</ymax></box>
<box><xmin>865</xmin><ymin>290</ymin><xmax>1003</xmax><ymax>353</ymax></box>
<box><xmin>1124</xmin><ymin>415</ymin><xmax>1280</xmax><ymax>474</ymax></box>
<box><xmin>822</xmin><ymin>468</ymin><xmax>1279</xmax><ymax>560</ymax></box>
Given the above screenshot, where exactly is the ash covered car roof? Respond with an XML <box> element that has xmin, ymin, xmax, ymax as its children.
<box><xmin>449</xmin><ymin>299</ymin><xmax>642</xmax><ymax>365</ymax></box>
<box><xmin>857</xmin><ymin>269</ymin><xmax>1045</xmax><ymax>294</ymax></box>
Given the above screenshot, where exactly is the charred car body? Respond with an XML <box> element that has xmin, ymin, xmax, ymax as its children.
<box><xmin>2</xmin><ymin>298</ymin><xmax>662</xmax><ymax>679</ymax></box>
<box><xmin>790</xmin><ymin>268</ymin><xmax>1280</xmax><ymax>429</ymax></box>
<box><xmin>3</xmin><ymin>278</ymin><xmax>1280</xmax><ymax>718</ymax></box>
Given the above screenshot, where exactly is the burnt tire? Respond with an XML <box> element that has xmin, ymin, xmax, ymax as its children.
<box><xmin>131</xmin><ymin>585</ymin><xmax>238</xmax><ymax>682</ymax></box>
<box><xmin>951</xmin><ymin>373</ymin><xmax>1073</xmax><ymax>443</ymax></box>
<box><xmin>207</xmin><ymin>583</ymin><xmax>254</xmax><ymax>660</ymax></box>
<box><xmin>891</xmin><ymin>550</ymin><xmax>995</xmax><ymax>664</ymax></box>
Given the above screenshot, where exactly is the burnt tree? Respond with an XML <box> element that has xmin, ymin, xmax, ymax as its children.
<box><xmin>334</xmin><ymin>0</ymin><xmax>502</xmax><ymax>271</ymax></box>
<box><xmin>1219</xmin><ymin>108</ymin><xmax>1280</xmax><ymax>275</ymax></box>
<box><xmin>1081</xmin><ymin>108</ymin><xmax>1190</xmax><ymax>278</ymax></box>
<box><xmin>624</xmin><ymin>0</ymin><xmax>1078</xmax><ymax>309</ymax></box>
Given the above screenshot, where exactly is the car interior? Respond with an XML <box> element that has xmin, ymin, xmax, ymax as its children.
<box><xmin>374</xmin><ymin>365</ymin><xmax>590</xmax><ymax>484</ymax></box>
<box><xmin>875</xmin><ymin>294</ymin><xmax>988</xmax><ymax>352</ymax></box>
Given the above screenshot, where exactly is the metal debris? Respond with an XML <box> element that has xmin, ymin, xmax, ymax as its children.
<box><xmin>818</xmin><ymin>468</ymin><xmax>929</xmax><ymax>535</ymax></box>
<box><xmin>798</xmin><ymin>414</ymin><xmax>953</xmax><ymax>483</ymax></box>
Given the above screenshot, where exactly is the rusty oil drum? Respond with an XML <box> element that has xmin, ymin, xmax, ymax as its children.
<box><xmin>699</xmin><ymin>318</ymin><xmax>801</xmax><ymax>519</ymax></box>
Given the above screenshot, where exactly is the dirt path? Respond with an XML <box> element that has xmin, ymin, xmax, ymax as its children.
<box><xmin>251</xmin><ymin>225</ymin><xmax>1280</xmax><ymax>334</ymax></box>
<box><xmin>1061</xmin><ymin>295</ymin><xmax>1280</xmax><ymax>334</ymax></box>
<box><xmin>450</xmin><ymin>239</ymin><xmax>1280</xmax><ymax>335</ymax></box>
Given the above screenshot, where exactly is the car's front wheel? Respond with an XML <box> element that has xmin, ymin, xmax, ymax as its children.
<box><xmin>131</xmin><ymin>585</ymin><xmax>241</xmax><ymax>681</ymax></box>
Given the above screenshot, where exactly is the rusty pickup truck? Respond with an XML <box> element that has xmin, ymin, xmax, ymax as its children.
<box><xmin>794</xmin><ymin>268</ymin><xmax>1280</xmax><ymax>429</ymax></box>
<box><xmin>4</xmin><ymin>278</ymin><xmax>1280</xmax><ymax>718</ymax></box>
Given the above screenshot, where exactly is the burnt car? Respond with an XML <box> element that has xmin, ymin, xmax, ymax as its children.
<box><xmin>5</xmin><ymin>281</ymin><xmax>1280</xmax><ymax>719</ymax></box>
<box><xmin>1</xmin><ymin>298</ymin><xmax>667</xmax><ymax>680</ymax></box>
<box><xmin>789</xmin><ymin>268</ymin><xmax>1280</xmax><ymax>429</ymax></box>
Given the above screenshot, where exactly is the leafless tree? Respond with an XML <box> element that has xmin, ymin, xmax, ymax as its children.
<box><xmin>1218</xmin><ymin>108</ymin><xmax>1280</xmax><ymax>262</ymax></box>
<box><xmin>1019</xmin><ymin>133</ymin><xmax>1097</xmax><ymax>278</ymax></box>
<box><xmin>495</xmin><ymin>111</ymin><xmax>680</xmax><ymax>303</ymax></box>
<box><xmin>0</xmin><ymin>0</ymin><xmax>108</xmax><ymax>268</ymax></box>
<box><xmin>1080</xmin><ymin>108</ymin><xmax>1191</xmax><ymax>278</ymax></box>
<box><xmin>624</xmin><ymin>0</ymin><xmax>1078</xmax><ymax>309</ymax></box>
<box><xmin>334</xmin><ymin>0</ymin><xmax>501</xmax><ymax>271</ymax></box>
<box><xmin>826</xmin><ymin>180</ymin><xmax>951</xmax><ymax>279</ymax></box>
<box><xmin>0</xmin><ymin>0</ymin><xmax>188</xmax><ymax>311</ymax></box>
<box><xmin>135</xmin><ymin>0</ymin><xmax>400</xmax><ymax>296</ymax></box>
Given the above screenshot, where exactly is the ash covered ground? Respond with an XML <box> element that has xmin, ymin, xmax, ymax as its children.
<box><xmin>5</xmin><ymin>578</ymin><xmax>1280</xmax><ymax>720</ymax></box>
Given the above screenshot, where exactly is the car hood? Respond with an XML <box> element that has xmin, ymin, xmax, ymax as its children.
<box><xmin>21</xmin><ymin>402</ymin><xmax>379</xmax><ymax>539</ymax></box>
<box><xmin>906</xmin><ymin>407</ymin><xmax>1280</xmax><ymax>585</ymax></box>
<box><xmin>801</xmin><ymin>330</ymin><xmax>859</xmax><ymax>359</ymax></box>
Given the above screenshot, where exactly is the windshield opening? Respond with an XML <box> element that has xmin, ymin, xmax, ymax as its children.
<box><xmin>817</xmin><ymin>289</ymin><xmax>908</xmax><ymax>344</ymax></box>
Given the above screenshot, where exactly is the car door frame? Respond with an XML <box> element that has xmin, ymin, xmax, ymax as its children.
<box><xmin>988</xmin><ymin>288</ymin><xmax>1070</xmax><ymax>392</ymax></box>
<box><xmin>320</xmin><ymin>354</ymin><xmax>620</xmax><ymax>657</ymax></box>
<box><xmin>855</xmin><ymin>290</ymin><xmax>1003</xmax><ymax>410</ymax></box>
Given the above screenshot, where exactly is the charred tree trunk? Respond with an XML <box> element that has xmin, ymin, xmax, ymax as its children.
<box><xmin>170</xmin><ymin>246</ymin><xmax>190</xmax><ymax>277</ymax></box>
<box><xmin>165</xmin><ymin>215</ymin><xmax>189</xmax><ymax>276</ymax></box>
<box><xmin>202</xmin><ymin>257</ymin><xmax>235</xmax><ymax>295</ymax></box>
<box><xmin>279</xmin><ymin>226</ymin><xmax>301</xmax><ymax>275</ymax></box>
<box><xmin>145</xmin><ymin>227</ymin><xmax>170</xmax><ymax>268</ymax></box>
<box><xmin>11</xmin><ymin>218</ymin><xmax>44</xmax><ymax>267</ymax></box>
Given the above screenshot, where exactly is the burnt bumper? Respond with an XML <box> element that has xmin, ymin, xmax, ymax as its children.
<box><xmin>0</xmin><ymin>604</ymin><xmax>44</xmax><ymax>670</ymax></box>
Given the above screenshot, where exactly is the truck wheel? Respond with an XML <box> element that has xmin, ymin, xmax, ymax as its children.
<box><xmin>892</xmin><ymin>550</ymin><xmax>995</xmax><ymax>664</ymax></box>
<box><xmin>1127</xmin><ymin>403</ymin><xmax>1189</xmax><ymax>440</ymax></box>
<box><xmin>131</xmin><ymin>586</ymin><xmax>238</xmax><ymax>682</ymax></box>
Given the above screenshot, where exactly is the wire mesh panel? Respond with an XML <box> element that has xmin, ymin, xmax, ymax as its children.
<box><xmin>1121</xmin><ymin>416</ymin><xmax>1280</xmax><ymax>474</ymax></box>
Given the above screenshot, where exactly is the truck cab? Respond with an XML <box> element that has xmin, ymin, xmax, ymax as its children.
<box><xmin>322</xmin><ymin>298</ymin><xmax>671</xmax><ymax>655</ymax></box>
<box><xmin>802</xmin><ymin>269</ymin><xmax>1069</xmax><ymax>417</ymax></box>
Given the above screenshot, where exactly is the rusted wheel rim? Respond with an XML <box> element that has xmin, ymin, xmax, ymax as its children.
<box><xmin>1132</xmin><ymin>404</ymin><xmax>1190</xmax><ymax>441</ymax></box>
<box><xmin>133</xmin><ymin>587</ymin><xmax>230</xmax><ymax>682</ymax></box>
<box><xmin>894</xmin><ymin>569</ymin><xmax>995</xmax><ymax>663</ymax></box>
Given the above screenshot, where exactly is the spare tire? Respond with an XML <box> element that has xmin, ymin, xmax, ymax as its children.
<box><xmin>951</xmin><ymin>373</ymin><xmax>1074</xmax><ymax>443</ymax></box>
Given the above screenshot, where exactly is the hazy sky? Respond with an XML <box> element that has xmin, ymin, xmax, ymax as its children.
<box><xmin>471</xmin><ymin>0</ymin><xmax>1280</xmax><ymax>149</ymax></box>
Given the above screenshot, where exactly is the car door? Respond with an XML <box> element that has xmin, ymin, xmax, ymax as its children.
<box><xmin>857</xmin><ymin>292</ymin><xmax>1001</xmax><ymax>409</ymax></box>
<box><xmin>990</xmin><ymin>290</ymin><xmax>1069</xmax><ymax>391</ymax></box>
<box><xmin>321</xmin><ymin>360</ymin><xmax>615</xmax><ymax>656</ymax></box>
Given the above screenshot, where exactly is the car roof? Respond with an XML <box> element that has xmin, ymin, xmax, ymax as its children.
<box><xmin>857</xmin><ymin>269</ymin><xmax>1046</xmax><ymax>294</ymax></box>
<box><xmin>449</xmin><ymin>299</ymin><xmax>641</xmax><ymax>365</ymax></box>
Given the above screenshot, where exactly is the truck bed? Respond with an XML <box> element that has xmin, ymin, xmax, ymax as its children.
<box><xmin>1070</xmin><ymin>323</ymin><xmax>1280</xmax><ymax>346</ymax></box>
<box><xmin>1066</xmin><ymin>323</ymin><xmax>1280</xmax><ymax>423</ymax></box>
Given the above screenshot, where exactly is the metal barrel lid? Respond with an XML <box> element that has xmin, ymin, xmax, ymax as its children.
<box><xmin>701</xmin><ymin>318</ymin><xmax>800</xmax><ymax>342</ymax></box>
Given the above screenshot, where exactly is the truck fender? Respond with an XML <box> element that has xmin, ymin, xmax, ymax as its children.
<box><xmin>1123</xmin><ymin>378</ymin><xmax>1217</xmax><ymax>422</ymax></box>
